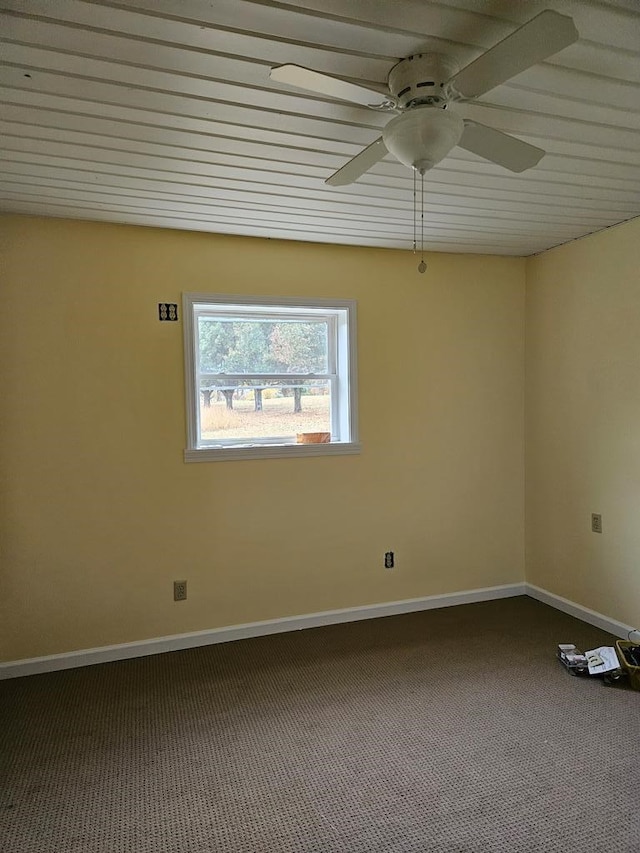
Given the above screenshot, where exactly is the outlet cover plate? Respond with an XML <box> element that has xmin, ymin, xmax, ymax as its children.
<box><xmin>159</xmin><ymin>303</ymin><xmax>178</xmax><ymax>321</ymax></box>
<box><xmin>174</xmin><ymin>580</ymin><xmax>187</xmax><ymax>601</ymax></box>
<box><xmin>591</xmin><ymin>513</ymin><xmax>602</xmax><ymax>534</ymax></box>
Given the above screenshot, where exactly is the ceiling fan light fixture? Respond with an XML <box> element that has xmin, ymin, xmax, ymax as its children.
<box><xmin>382</xmin><ymin>106</ymin><xmax>464</xmax><ymax>172</ymax></box>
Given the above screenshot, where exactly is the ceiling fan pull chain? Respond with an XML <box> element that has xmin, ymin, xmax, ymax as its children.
<box><xmin>418</xmin><ymin>170</ymin><xmax>427</xmax><ymax>273</ymax></box>
<box><xmin>412</xmin><ymin>168</ymin><xmax>417</xmax><ymax>254</ymax></box>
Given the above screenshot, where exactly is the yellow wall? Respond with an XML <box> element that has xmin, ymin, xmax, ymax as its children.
<box><xmin>526</xmin><ymin>217</ymin><xmax>640</xmax><ymax>627</ymax></box>
<box><xmin>0</xmin><ymin>215</ymin><xmax>526</xmax><ymax>661</ymax></box>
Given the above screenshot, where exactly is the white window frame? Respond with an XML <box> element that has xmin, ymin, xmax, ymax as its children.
<box><xmin>182</xmin><ymin>293</ymin><xmax>360</xmax><ymax>462</ymax></box>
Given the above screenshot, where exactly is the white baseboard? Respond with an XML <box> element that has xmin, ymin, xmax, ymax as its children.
<box><xmin>525</xmin><ymin>583</ymin><xmax>635</xmax><ymax>640</ymax></box>
<box><xmin>5</xmin><ymin>582</ymin><xmax>631</xmax><ymax>681</ymax></box>
<box><xmin>0</xmin><ymin>582</ymin><xmax>525</xmax><ymax>680</ymax></box>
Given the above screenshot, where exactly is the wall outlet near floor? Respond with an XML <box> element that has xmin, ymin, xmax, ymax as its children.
<box><xmin>591</xmin><ymin>513</ymin><xmax>602</xmax><ymax>534</ymax></box>
<box><xmin>173</xmin><ymin>580</ymin><xmax>187</xmax><ymax>601</ymax></box>
<box><xmin>384</xmin><ymin>551</ymin><xmax>395</xmax><ymax>569</ymax></box>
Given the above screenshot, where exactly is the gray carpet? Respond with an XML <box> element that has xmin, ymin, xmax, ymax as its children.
<box><xmin>1</xmin><ymin>596</ymin><xmax>638</xmax><ymax>852</ymax></box>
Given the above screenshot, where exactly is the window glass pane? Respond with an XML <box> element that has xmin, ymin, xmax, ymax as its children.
<box><xmin>199</xmin><ymin>380</ymin><xmax>331</xmax><ymax>442</ymax></box>
<box><xmin>198</xmin><ymin>317</ymin><xmax>328</xmax><ymax>374</ymax></box>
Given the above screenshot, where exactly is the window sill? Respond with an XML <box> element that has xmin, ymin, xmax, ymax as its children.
<box><xmin>184</xmin><ymin>442</ymin><xmax>362</xmax><ymax>463</ymax></box>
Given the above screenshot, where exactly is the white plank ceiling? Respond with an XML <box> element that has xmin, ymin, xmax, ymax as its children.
<box><xmin>1</xmin><ymin>0</ymin><xmax>639</xmax><ymax>255</ymax></box>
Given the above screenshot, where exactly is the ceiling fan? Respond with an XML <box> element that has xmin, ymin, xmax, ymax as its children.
<box><xmin>270</xmin><ymin>10</ymin><xmax>578</xmax><ymax>186</ymax></box>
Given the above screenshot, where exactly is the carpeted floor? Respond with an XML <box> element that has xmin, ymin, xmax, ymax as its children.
<box><xmin>1</xmin><ymin>596</ymin><xmax>638</xmax><ymax>852</ymax></box>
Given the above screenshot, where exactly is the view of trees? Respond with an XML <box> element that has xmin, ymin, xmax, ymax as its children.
<box><xmin>198</xmin><ymin>318</ymin><xmax>328</xmax><ymax>412</ymax></box>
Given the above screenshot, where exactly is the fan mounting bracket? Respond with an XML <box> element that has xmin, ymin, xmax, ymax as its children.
<box><xmin>387</xmin><ymin>53</ymin><xmax>460</xmax><ymax>109</ymax></box>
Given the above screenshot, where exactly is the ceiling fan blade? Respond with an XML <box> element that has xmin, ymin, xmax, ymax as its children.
<box><xmin>459</xmin><ymin>121</ymin><xmax>545</xmax><ymax>172</ymax></box>
<box><xmin>270</xmin><ymin>64</ymin><xmax>389</xmax><ymax>107</ymax></box>
<box><xmin>326</xmin><ymin>138</ymin><xmax>388</xmax><ymax>186</ymax></box>
<box><xmin>449</xmin><ymin>10</ymin><xmax>578</xmax><ymax>99</ymax></box>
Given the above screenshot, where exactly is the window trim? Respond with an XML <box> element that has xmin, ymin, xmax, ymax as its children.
<box><xmin>182</xmin><ymin>293</ymin><xmax>360</xmax><ymax>462</ymax></box>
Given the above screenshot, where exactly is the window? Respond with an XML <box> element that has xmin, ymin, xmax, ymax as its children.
<box><xmin>183</xmin><ymin>293</ymin><xmax>359</xmax><ymax>461</ymax></box>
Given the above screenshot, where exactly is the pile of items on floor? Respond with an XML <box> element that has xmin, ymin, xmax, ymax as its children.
<box><xmin>557</xmin><ymin>633</ymin><xmax>640</xmax><ymax>689</ymax></box>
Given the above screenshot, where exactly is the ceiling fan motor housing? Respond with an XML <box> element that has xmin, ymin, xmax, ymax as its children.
<box><xmin>383</xmin><ymin>106</ymin><xmax>464</xmax><ymax>172</ymax></box>
<box><xmin>387</xmin><ymin>53</ymin><xmax>459</xmax><ymax>108</ymax></box>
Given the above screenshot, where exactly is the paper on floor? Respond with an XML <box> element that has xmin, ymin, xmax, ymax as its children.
<box><xmin>584</xmin><ymin>646</ymin><xmax>620</xmax><ymax>675</ymax></box>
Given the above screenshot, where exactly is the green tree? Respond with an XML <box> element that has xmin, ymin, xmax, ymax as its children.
<box><xmin>199</xmin><ymin>318</ymin><xmax>279</xmax><ymax>411</ymax></box>
<box><xmin>270</xmin><ymin>322</ymin><xmax>326</xmax><ymax>413</ymax></box>
<box><xmin>198</xmin><ymin>318</ymin><xmax>237</xmax><ymax>409</ymax></box>
<box><xmin>198</xmin><ymin>317</ymin><xmax>327</xmax><ymax>414</ymax></box>
<box><xmin>224</xmin><ymin>321</ymin><xmax>276</xmax><ymax>411</ymax></box>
